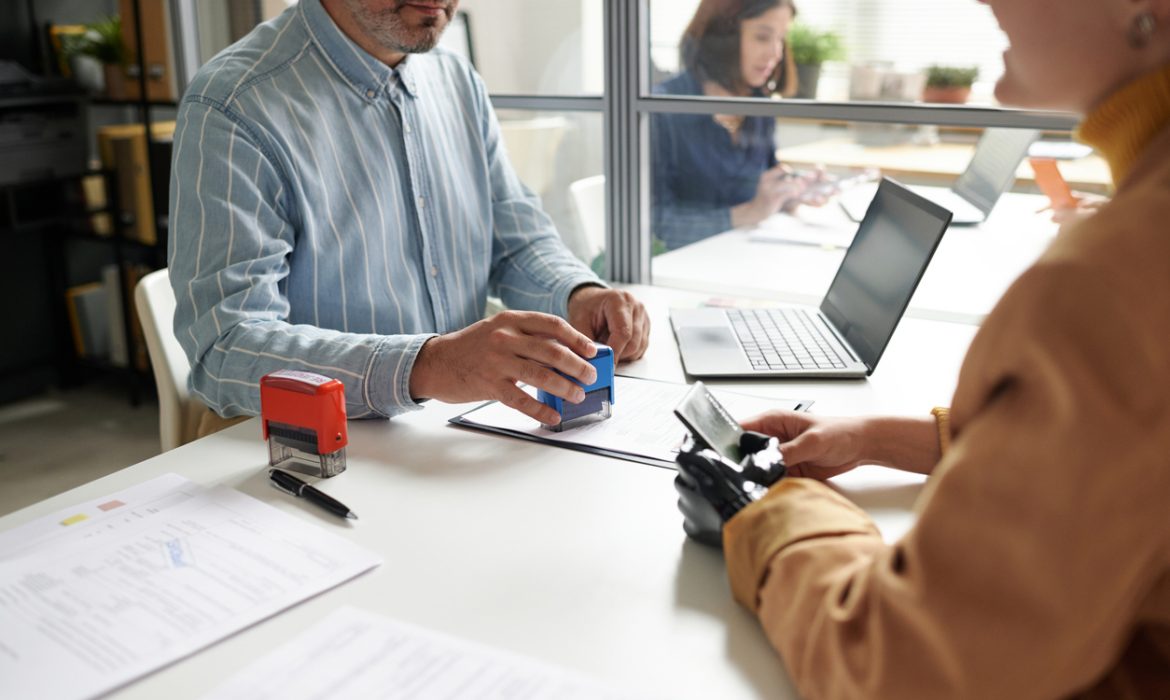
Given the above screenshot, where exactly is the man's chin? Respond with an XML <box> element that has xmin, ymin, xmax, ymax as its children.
<box><xmin>399</xmin><ymin>33</ymin><xmax>442</xmax><ymax>53</ymax></box>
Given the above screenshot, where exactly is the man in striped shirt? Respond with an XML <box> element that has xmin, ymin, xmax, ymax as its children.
<box><xmin>169</xmin><ymin>0</ymin><xmax>648</xmax><ymax>427</ymax></box>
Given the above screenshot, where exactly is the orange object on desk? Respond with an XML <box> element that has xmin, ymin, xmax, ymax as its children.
<box><xmin>1028</xmin><ymin>157</ymin><xmax>1079</xmax><ymax>210</ymax></box>
<box><xmin>261</xmin><ymin>370</ymin><xmax>348</xmax><ymax>477</ymax></box>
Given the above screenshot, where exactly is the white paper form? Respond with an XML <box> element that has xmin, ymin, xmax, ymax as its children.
<box><xmin>0</xmin><ymin>474</ymin><xmax>382</xmax><ymax>700</ymax></box>
<box><xmin>451</xmin><ymin>376</ymin><xmax>808</xmax><ymax>466</ymax></box>
<box><xmin>203</xmin><ymin>606</ymin><xmax>638</xmax><ymax>700</ymax></box>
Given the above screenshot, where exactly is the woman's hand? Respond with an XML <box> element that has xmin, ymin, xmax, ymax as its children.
<box><xmin>740</xmin><ymin>412</ymin><xmax>944</xmax><ymax>479</ymax></box>
<box><xmin>731</xmin><ymin>165</ymin><xmax>807</xmax><ymax>228</ymax></box>
<box><xmin>790</xmin><ymin>168</ymin><xmax>838</xmax><ymax>209</ymax></box>
<box><xmin>740</xmin><ymin>411</ymin><xmax>871</xmax><ymax>480</ymax></box>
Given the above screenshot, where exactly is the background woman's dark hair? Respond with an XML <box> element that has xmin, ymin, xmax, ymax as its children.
<box><xmin>681</xmin><ymin>0</ymin><xmax>799</xmax><ymax>97</ymax></box>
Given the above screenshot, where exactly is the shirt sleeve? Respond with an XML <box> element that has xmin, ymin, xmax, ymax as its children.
<box><xmin>651</xmin><ymin>113</ymin><xmax>734</xmax><ymax>251</ymax></box>
<box><xmin>470</xmin><ymin>75</ymin><xmax>603</xmax><ymax>320</ymax></box>
<box><xmin>168</xmin><ymin>98</ymin><xmax>432</xmax><ymax>419</ymax></box>
<box><xmin>723</xmin><ymin>262</ymin><xmax>1170</xmax><ymax>699</ymax></box>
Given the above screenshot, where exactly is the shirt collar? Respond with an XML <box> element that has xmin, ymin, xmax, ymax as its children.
<box><xmin>301</xmin><ymin>0</ymin><xmax>417</xmax><ymax>101</ymax></box>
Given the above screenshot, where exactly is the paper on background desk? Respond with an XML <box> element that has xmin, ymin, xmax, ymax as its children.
<box><xmin>203</xmin><ymin>606</ymin><xmax>636</xmax><ymax>700</ymax></box>
<box><xmin>748</xmin><ymin>208</ymin><xmax>856</xmax><ymax>249</ymax></box>
<box><xmin>0</xmin><ymin>473</ymin><xmax>381</xmax><ymax>700</ymax></box>
<box><xmin>451</xmin><ymin>376</ymin><xmax>809</xmax><ymax>468</ymax></box>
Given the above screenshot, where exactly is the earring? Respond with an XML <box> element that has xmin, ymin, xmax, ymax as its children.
<box><xmin>1128</xmin><ymin>11</ymin><xmax>1157</xmax><ymax>49</ymax></box>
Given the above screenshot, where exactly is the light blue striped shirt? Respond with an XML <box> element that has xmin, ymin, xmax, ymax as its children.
<box><xmin>169</xmin><ymin>0</ymin><xmax>601</xmax><ymax>419</ymax></box>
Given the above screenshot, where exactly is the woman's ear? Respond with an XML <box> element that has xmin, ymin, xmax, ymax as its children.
<box><xmin>1124</xmin><ymin>0</ymin><xmax>1170</xmax><ymax>49</ymax></box>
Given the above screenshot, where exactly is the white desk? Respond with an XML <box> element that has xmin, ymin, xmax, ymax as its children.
<box><xmin>652</xmin><ymin>192</ymin><xmax>1059</xmax><ymax>325</ymax></box>
<box><xmin>0</xmin><ymin>285</ymin><xmax>977</xmax><ymax>700</ymax></box>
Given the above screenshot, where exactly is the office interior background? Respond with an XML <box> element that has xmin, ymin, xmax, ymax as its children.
<box><xmin>0</xmin><ymin>0</ymin><xmax>1097</xmax><ymax>516</ymax></box>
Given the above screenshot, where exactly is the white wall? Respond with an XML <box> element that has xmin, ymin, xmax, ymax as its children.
<box><xmin>460</xmin><ymin>0</ymin><xmax>600</xmax><ymax>95</ymax></box>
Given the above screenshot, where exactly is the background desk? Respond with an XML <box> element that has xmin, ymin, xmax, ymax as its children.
<box><xmin>653</xmin><ymin>192</ymin><xmax>1059</xmax><ymax>325</ymax></box>
<box><xmin>0</xmin><ymin>286</ymin><xmax>978</xmax><ymax>700</ymax></box>
<box><xmin>778</xmin><ymin>137</ymin><xmax>1111</xmax><ymax>194</ymax></box>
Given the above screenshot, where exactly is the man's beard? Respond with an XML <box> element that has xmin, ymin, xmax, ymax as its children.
<box><xmin>350</xmin><ymin>1</ymin><xmax>454</xmax><ymax>54</ymax></box>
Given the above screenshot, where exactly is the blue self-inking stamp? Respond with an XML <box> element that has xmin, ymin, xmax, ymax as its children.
<box><xmin>538</xmin><ymin>344</ymin><xmax>615</xmax><ymax>432</ymax></box>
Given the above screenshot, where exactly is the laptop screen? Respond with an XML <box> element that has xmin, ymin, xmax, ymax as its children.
<box><xmin>952</xmin><ymin>128</ymin><xmax>1039</xmax><ymax>214</ymax></box>
<box><xmin>819</xmin><ymin>179</ymin><xmax>952</xmax><ymax>370</ymax></box>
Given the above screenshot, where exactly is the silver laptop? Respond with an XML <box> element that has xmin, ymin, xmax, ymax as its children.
<box><xmin>670</xmin><ymin>178</ymin><xmax>952</xmax><ymax>378</ymax></box>
<box><xmin>839</xmin><ymin>128</ymin><xmax>1038</xmax><ymax>225</ymax></box>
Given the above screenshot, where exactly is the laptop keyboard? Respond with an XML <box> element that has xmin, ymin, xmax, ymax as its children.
<box><xmin>728</xmin><ymin>308</ymin><xmax>848</xmax><ymax>371</ymax></box>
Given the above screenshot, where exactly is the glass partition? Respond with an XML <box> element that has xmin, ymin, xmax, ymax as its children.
<box><xmin>497</xmin><ymin>110</ymin><xmax>605</xmax><ymax>272</ymax></box>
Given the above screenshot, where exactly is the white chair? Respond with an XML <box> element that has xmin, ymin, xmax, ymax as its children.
<box><xmin>498</xmin><ymin>116</ymin><xmax>569</xmax><ymax>195</ymax></box>
<box><xmin>135</xmin><ymin>268</ymin><xmax>200</xmax><ymax>452</ymax></box>
<box><xmin>567</xmin><ymin>174</ymin><xmax>606</xmax><ymax>265</ymax></box>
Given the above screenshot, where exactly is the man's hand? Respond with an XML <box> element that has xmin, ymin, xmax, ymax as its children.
<box><xmin>567</xmin><ymin>286</ymin><xmax>650</xmax><ymax>361</ymax></box>
<box><xmin>409</xmin><ymin>311</ymin><xmax>598</xmax><ymax>426</ymax></box>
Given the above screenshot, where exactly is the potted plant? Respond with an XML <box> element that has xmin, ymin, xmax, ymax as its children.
<box><xmin>923</xmin><ymin>65</ymin><xmax>979</xmax><ymax>104</ymax></box>
<box><xmin>786</xmin><ymin>23</ymin><xmax>844</xmax><ymax>99</ymax></box>
<box><xmin>63</xmin><ymin>16</ymin><xmax>127</xmax><ymax>99</ymax></box>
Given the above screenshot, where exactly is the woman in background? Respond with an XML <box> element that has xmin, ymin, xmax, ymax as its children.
<box><xmin>652</xmin><ymin>0</ymin><xmax>815</xmax><ymax>251</ymax></box>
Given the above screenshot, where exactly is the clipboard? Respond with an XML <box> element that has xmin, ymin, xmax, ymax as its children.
<box><xmin>449</xmin><ymin>375</ymin><xmax>812</xmax><ymax>469</ymax></box>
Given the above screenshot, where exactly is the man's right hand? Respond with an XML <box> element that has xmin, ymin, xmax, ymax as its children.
<box><xmin>409</xmin><ymin>311</ymin><xmax>599</xmax><ymax>426</ymax></box>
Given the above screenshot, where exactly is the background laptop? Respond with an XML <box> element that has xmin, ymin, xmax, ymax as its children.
<box><xmin>839</xmin><ymin>128</ymin><xmax>1039</xmax><ymax>225</ymax></box>
<box><xmin>670</xmin><ymin>178</ymin><xmax>952</xmax><ymax>378</ymax></box>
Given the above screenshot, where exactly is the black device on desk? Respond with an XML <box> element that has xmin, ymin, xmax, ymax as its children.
<box><xmin>673</xmin><ymin>381</ymin><xmax>746</xmax><ymax>462</ymax></box>
<box><xmin>674</xmin><ymin>382</ymin><xmax>785</xmax><ymax>474</ymax></box>
<box><xmin>670</xmin><ymin>178</ymin><xmax>952</xmax><ymax>378</ymax></box>
<box><xmin>674</xmin><ymin>382</ymin><xmax>786</xmax><ymax>544</ymax></box>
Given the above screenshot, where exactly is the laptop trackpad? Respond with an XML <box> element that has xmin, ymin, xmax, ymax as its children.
<box><xmin>676</xmin><ymin>324</ymin><xmax>749</xmax><ymax>375</ymax></box>
<box><xmin>678</xmin><ymin>325</ymin><xmax>738</xmax><ymax>351</ymax></box>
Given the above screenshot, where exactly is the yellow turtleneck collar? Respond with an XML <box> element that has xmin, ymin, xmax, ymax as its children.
<box><xmin>1077</xmin><ymin>63</ymin><xmax>1170</xmax><ymax>186</ymax></box>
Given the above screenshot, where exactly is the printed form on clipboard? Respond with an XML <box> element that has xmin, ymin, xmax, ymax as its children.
<box><xmin>449</xmin><ymin>375</ymin><xmax>811</xmax><ymax>468</ymax></box>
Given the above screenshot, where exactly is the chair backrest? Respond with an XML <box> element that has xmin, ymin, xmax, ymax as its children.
<box><xmin>134</xmin><ymin>268</ymin><xmax>199</xmax><ymax>452</ymax></box>
<box><xmin>567</xmin><ymin>174</ymin><xmax>606</xmax><ymax>265</ymax></box>
<box><xmin>498</xmin><ymin>116</ymin><xmax>569</xmax><ymax>195</ymax></box>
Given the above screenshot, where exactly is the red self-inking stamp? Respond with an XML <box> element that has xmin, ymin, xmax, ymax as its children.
<box><xmin>260</xmin><ymin>370</ymin><xmax>348</xmax><ymax>477</ymax></box>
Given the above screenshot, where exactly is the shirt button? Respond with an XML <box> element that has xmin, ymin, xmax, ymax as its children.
<box><xmin>417</xmin><ymin>196</ymin><xmax>426</xmax><ymax>209</ymax></box>
<box><xmin>366</xmin><ymin>89</ymin><xmax>376</xmax><ymax>99</ymax></box>
<box><xmin>430</xmin><ymin>265</ymin><xmax>439</xmax><ymax>277</ymax></box>
<box><xmin>404</xmin><ymin>123</ymin><xmax>412</xmax><ymax>134</ymax></box>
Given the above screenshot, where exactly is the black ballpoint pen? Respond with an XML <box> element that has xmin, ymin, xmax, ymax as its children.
<box><xmin>268</xmin><ymin>468</ymin><xmax>359</xmax><ymax>520</ymax></box>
